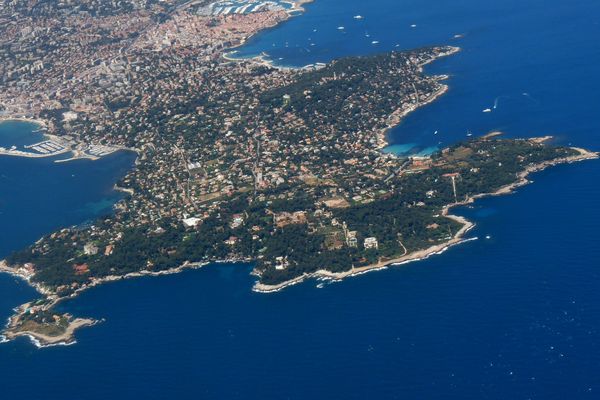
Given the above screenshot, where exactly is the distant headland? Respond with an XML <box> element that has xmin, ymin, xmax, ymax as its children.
<box><xmin>0</xmin><ymin>0</ymin><xmax>597</xmax><ymax>347</ymax></box>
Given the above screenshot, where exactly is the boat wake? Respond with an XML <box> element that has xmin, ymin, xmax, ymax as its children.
<box><xmin>522</xmin><ymin>92</ymin><xmax>540</xmax><ymax>104</ymax></box>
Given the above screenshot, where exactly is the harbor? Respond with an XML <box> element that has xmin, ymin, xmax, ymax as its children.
<box><xmin>0</xmin><ymin>121</ymin><xmax>124</xmax><ymax>162</ymax></box>
<box><xmin>193</xmin><ymin>0</ymin><xmax>295</xmax><ymax>16</ymax></box>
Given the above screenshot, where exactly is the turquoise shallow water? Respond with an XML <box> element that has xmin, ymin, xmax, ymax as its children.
<box><xmin>0</xmin><ymin>124</ymin><xmax>136</xmax><ymax>258</ymax></box>
<box><xmin>1</xmin><ymin>0</ymin><xmax>600</xmax><ymax>398</ymax></box>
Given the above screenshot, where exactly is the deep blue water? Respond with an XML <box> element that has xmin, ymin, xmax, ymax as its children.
<box><xmin>2</xmin><ymin>0</ymin><xmax>600</xmax><ymax>399</ymax></box>
<box><xmin>0</xmin><ymin>126</ymin><xmax>136</xmax><ymax>258</ymax></box>
<box><xmin>0</xmin><ymin>120</ymin><xmax>45</xmax><ymax>149</ymax></box>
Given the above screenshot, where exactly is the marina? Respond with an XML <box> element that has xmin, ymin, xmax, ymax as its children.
<box><xmin>0</xmin><ymin>144</ymin><xmax>69</xmax><ymax>158</ymax></box>
<box><xmin>0</xmin><ymin>124</ymin><xmax>122</xmax><ymax>161</ymax></box>
<box><xmin>86</xmin><ymin>144</ymin><xmax>121</xmax><ymax>157</ymax></box>
<box><xmin>25</xmin><ymin>139</ymin><xmax>67</xmax><ymax>154</ymax></box>
<box><xmin>195</xmin><ymin>0</ymin><xmax>293</xmax><ymax>16</ymax></box>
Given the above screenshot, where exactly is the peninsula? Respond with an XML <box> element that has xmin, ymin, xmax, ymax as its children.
<box><xmin>0</xmin><ymin>0</ymin><xmax>597</xmax><ymax>346</ymax></box>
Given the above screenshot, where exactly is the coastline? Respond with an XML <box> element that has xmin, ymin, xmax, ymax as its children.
<box><xmin>3</xmin><ymin>316</ymin><xmax>97</xmax><ymax>348</ymax></box>
<box><xmin>376</xmin><ymin>84</ymin><xmax>449</xmax><ymax>150</ymax></box>
<box><xmin>249</xmin><ymin>45</ymin><xmax>465</xmax><ymax>293</ymax></box>
<box><xmin>252</xmin><ymin>145</ymin><xmax>599</xmax><ymax>293</ymax></box>
<box><xmin>376</xmin><ymin>46</ymin><xmax>460</xmax><ymax>150</ymax></box>
<box><xmin>0</xmin><ymin>118</ymin><xmax>135</xmax><ymax>162</ymax></box>
<box><xmin>0</xmin><ymin>147</ymin><xmax>71</xmax><ymax>159</ymax></box>
<box><xmin>0</xmin><ymin>0</ymin><xmax>321</xmax><ymax>344</ymax></box>
<box><xmin>222</xmin><ymin>0</ymin><xmax>317</xmax><ymax>71</ymax></box>
<box><xmin>0</xmin><ymin>0</ymin><xmax>596</xmax><ymax>348</ymax></box>
<box><xmin>0</xmin><ymin>258</ymin><xmax>251</xmax><ymax>347</ymax></box>
<box><xmin>223</xmin><ymin>52</ymin><xmax>303</xmax><ymax>71</ymax></box>
<box><xmin>0</xmin><ymin>116</ymin><xmax>47</xmax><ymax>128</ymax></box>
<box><xmin>1</xmin><ymin>138</ymin><xmax>597</xmax><ymax>345</ymax></box>
<box><xmin>113</xmin><ymin>184</ymin><xmax>135</xmax><ymax>196</ymax></box>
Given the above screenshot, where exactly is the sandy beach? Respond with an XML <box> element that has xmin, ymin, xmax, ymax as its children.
<box><xmin>0</xmin><ymin>116</ymin><xmax>47</xmax><ymax>128</ymax></box>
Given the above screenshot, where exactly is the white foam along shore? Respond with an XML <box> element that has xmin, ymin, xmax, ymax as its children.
<box><xmin>0</xmin><ymin>257</ymin><xmax>254</xmax><ymax>347</ymax></box>
<box><xmin>3</xmin><ymin>320</ymin><xmax>98</xmax><ymax>348</ymax></box>
<box><xmin>0</xmin><ymin>146</ymin><xmax>597</xmax><ymax>343</ymax></box>
<box><xmin>253</xmin><ymin>145</ymin><xmax>599</xmax><ymax>293</ymax></box>
<box><xmin>0</xmin><ymin>0</ymin><xmax>449</xmax><ymax>344</ymax></box>
<box><xmin>0</xmin><ymin>0</ymin><xmax>596</xmax><ymax>342</ymax></box>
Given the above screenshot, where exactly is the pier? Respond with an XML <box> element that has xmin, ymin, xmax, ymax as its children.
<box><xmin>196</xmin><ymin>0</ymin><xmax>290</xmax><ymax>16</ymax></box>
<box><xmin>24</xmin><ymin>140</ymin><xmax>67</xmax><ymax>155</ymax></box>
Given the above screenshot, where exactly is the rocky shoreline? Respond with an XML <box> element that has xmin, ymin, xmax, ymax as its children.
<box><xmin>0</xmin><ymin>0</ymin><xmax>317</xmax><ymax>348</ymax></box>
<box><xmin>375</xmin><ymin>46</ymin><xmax>460</xmax><ymax>150</ymax></box>
<box><xmin>1</xmin><ymin>143</ymin><xmax>597</xmax><ymax>345</ymax></box>
<box><xmin>0</xmin><ymin>1</ymin><xmax>595</xmax><ymax>347</ymax></box>
<box><xmin>253</xmin><ymin>145</ymin><xmax>599</xmax><ymax>293</ymax></box>
<box><xmin>3</xmin><ymin>315</ymin><xmax>97</xmax><ymax>348</ymax></box>
<box><xmin>0</xmin><ymin>258</ymin><xmax>256</xmax><ymax>347</ymax></box>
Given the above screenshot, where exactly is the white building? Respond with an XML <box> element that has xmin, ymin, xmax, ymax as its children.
<box><xmin>364</xmin><ymin>237</ymin><xmax>379</xmax><ymax>250</ymax></box>
<box><xmin>346</xmin><ymin>231</ymin><xmax>358</xmax><ymax>248</ymax></box>
<box><xmin>83</xmin><ymin>243</ymin><xmax>99</xmax><ymax>255</ymax></box>
<box><xmin>275</xmin><ymin>256</ymin><xmax>289</xmax><ymax>270</ymax></box>
<box><xmin>182</xmin><ymin>217</ymin><xmax>202</xmax><ymax>228</ymax></box>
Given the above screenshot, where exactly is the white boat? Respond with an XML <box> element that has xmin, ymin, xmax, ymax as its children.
<box><xmin>482</xmin><ymin>108</ymin><xmax>492</xmax><ymax>113</ymax></box>
<box><xmin>411</xmin><ymin>24</ymin><xmax>417</xmax><ymax>28</ymax></box>
<box><xmin>353</xmin><ymin>15</ymin><xmax>364</xmax><ymax>19</ymax></box>
<box><xmin>337</xmin><ymin>26</ymin><xmax>345</xmax><ymax>30</ymax></box>
<box><xmin>371</xmin><ymin>40</ymin><xmax>379</xmax><ymax>44</ymax></box>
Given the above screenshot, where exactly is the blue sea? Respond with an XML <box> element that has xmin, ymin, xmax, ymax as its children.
<box><xmin>2</xmin><ymin>0</ymin><xmax>600</xmax><ymax>398</ymax></box>
<box><xmin>0</xmin><ymin>122</ymin><xmax>136</xmax><ymax>257</ymax></box>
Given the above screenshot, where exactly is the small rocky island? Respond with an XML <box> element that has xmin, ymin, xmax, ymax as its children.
<box><xmin>2</xmin><ymin>135</ymin><xmax>596</xmax><ymax>345</ymax></box>
<box><xmin>0</xmin><ymin>0</ymin><xmax>597</xmax><ymax>346</ymax></box>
